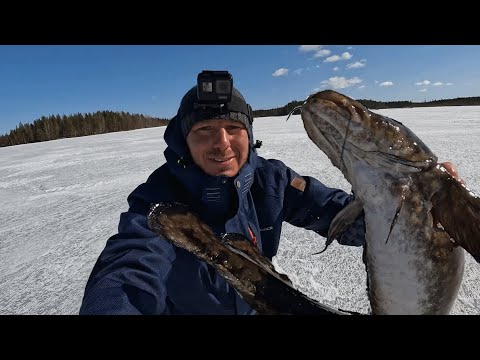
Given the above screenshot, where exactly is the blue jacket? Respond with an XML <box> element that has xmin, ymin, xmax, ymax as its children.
<box><xmin>79</xmin><ymin>114</ymin><xmax>366</xmax><ymax>315</ymax></box>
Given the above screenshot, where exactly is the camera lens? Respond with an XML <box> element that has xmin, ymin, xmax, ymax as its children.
<box><xmin>216</xmin><ymin>80</ymin><xmax>231</xmax><ymax>94</ymax></box>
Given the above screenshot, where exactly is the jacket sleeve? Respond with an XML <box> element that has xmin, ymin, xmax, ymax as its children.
<box><xmin>79</xmin><ymin>186</ymin><xmax>176</xmax><ymax>315</ymax></box>
<box><xmin>282</xmin><ymin>166</ymin><xmax>366</xmax><ymax>247</ymax></box>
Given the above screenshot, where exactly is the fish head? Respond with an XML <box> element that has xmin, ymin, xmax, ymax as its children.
<box><xmin>301</xmin><ymin>90</ymin><xmax>437</xmax><ymax>183</ymax></box>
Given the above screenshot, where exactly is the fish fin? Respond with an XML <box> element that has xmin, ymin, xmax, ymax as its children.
<box><xmin>431</xmin><ymin>171</ymin><xmax>480</xmax><ymax>262</ymax></box>
<box><xmin>328</xmin><ymin>196</ymin><xmax>364</xmax><ymax>241</ymax></box>
<box><xmin>313</xmin><ymin>197</ymin><xmax>364</xmax><ymax>255</ymax></box>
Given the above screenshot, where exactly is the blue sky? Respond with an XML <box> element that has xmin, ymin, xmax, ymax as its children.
<box><xmin>1</xmin><ymin>45</ymin><xmax>479</xmax><ymax>135</ymax></box>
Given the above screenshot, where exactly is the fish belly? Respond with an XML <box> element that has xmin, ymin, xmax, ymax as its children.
<box><xmin>364</xmin><ymin>211</ymin><xmax>465</xmax><ymax>315</ymax></box>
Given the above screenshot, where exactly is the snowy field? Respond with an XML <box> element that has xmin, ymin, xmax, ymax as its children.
<box><xmin>1</xmin><ymin>105</ymin><xmax>479</xmax><ymax>315</ymax></box>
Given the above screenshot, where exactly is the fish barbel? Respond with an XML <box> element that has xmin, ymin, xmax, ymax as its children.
<box><xmin>301</xmin><ymin>90</ymin><xmax>480</xmax><ymax>314</ymax></box>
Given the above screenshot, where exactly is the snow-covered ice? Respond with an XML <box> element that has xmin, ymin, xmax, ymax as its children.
<box><xmin>1</xmin><ymin>106</ymin><xmax>479</xmax><ymax>314</ymax></box>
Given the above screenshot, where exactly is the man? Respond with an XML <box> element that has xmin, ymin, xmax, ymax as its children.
<box><xmin>79</xmin><ymin>71</ymin><xmax>461</xmax><ymax>315</ymax></box>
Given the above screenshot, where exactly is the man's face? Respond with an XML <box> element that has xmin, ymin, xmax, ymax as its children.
<box><xmin>186</xmin><ymin>119</ymin><xmax>249</xmax><ymax>177</ymax></box>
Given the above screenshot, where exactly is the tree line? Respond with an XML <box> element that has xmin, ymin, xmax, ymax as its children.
<box><xmin>1</xmin><ymin>111</ymin><xmax>169</xmax><ymax>147</ymax></box>
<box><xmin>252</xmin><ymin>96</ymin><xmax>480</xmax><ymax>117</ymax></box>
<box><xmin>355</xmin><ymin>96</ymin><xmax>480</xmax><ymax>110</ymax></box>
<box><xmin>2</xmin><ymin>95</ymin><xmax>480</xmax><ymax>147</ymax></box>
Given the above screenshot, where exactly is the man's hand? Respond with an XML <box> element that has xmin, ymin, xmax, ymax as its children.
<box><xmin>440</xmin><ymin>161</ymin><xmax>465</xmax><ymax>185</ymax></box>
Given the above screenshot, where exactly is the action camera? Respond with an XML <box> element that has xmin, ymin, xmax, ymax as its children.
<box><xmin>193</xmin><ymin>70</ymin><xmax>255</xmax><ymax>128</ymax></box>
<box><xmin>196</xmin><ymin>70</ymin><xmax>233</xmax><ymax>106</ymax></box>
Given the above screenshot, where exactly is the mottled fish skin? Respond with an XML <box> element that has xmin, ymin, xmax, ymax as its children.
<box><xmin>301</xmin><ymin>90</ymin><xmax>480</xmax><ymax>315</ymax></box>
<box><xmin>147</xmin><ymin>202</ymin><xmax>353</xmax><ymax>315</ymax></box>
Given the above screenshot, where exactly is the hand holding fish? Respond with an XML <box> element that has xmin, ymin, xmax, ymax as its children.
<box><xmin>440</xmin><ymin>161</ymin><xmax>465</xmax><ymax>185</ymax></box>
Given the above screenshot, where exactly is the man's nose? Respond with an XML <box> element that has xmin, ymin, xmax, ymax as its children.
<box><xmin>212</xmin><ymin>128</ymin><xmax>230</xmax><ymax>149</ymax></box>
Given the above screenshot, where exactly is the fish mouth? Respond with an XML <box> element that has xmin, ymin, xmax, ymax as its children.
<box><xmin>301</xmin><ymin>90</ymin><xmax>437</xmax><ymax>174</ymax></box>
<box><xmin>302</xmin><ymin>106</ymin><xmax>346</xmax><ymax>168</ymax></box>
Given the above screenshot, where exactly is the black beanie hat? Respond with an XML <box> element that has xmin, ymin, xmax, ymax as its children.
<box><xmin>176</xmin><ymin>85</ymin><xmax>253</xmax><ymax>138</ymax></box>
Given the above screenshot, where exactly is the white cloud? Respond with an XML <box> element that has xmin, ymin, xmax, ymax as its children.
<box><xmin>293</xmin><ymin>68</ymin><xmax>303</xmax><ymax>75</ymax></box>
<box><xmin>358</xmin><ymin>85</ymin><xmax>366</xmax><ymax>89</ymax></box>
<box><xmin>347</xmin><ymin>60</ymin><xmax>366</xmax><ymax>69</ymax></box>
<box><xmin>415</xmin><ymin>80</ymin><xmax>451</xmax><ymax>87</ymax></box>
<box><xmin>415</xmin><ymin>80</ymin><xmax>431</xmax><ymax>86</ymax></box>
<box><xmin>313</xmin><ymin>49</ymin><xmax>331</xmax><ymax>57</ymax></box>
<box><xmin>324</xmin><ymin>52</ymin><xmax>353</xmax><ymax>63</ymax></box>
<box><xmin>379</xmin><ymin>81</ymin><xmax>394</xmax><ymax>86</ymax></box>
<box><xmin>347</xmin><ymin>46</ymin><xmax>353</xmax><ymax>50</ymax></box>
<box><xmin>321</xmin><ymin>76</ymin><xmax>362</xmax><ymax>89</ymax></box>
<box><xmin>419</xmin><ymin>88</ymin><xmax>428</xmax><ymax>92</ymax></box>
<box><xmin>333</xmin><ymin>66</ymin><xmax>340</xmax><ymax>71</ymax></box>
<box><xmin>299</xmin><ymin>45</ymin><xmax>322</xmax><ymax>52</ymax></box>
<box><xmin>324</xmin><ymin>55</ymin><xmax>341</xmax><ymax>63</ymax></box>
<box><xmin>272</xmin><ymin>68</ymin><xmax>289</xmax><ymax>77</ymax></box>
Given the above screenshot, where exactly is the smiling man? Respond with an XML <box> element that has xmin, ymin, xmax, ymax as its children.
<box><xmin>78</xmin><ymin>71</ymin><xmax>370</xmax><ymax>315</ymax></box>
<box><xmin>186</xmin><ymin>119</ymin><xmax>249</xmax><ymax>177</ymax></box>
